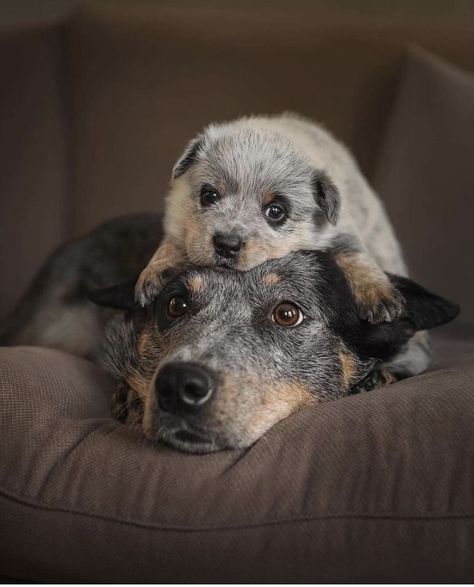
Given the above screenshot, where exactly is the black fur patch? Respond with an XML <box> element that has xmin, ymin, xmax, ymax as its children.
<box><xmin>311</xmin><ymin>170</ymin><xmax>340</xmax><ymax>225</ymax></box>
<box><xmin>388</xmin><ymin>274</ymin><xmax>460</xmax><ymax>331</ymax></box>
<box><xmin>88</xmin><ymin>278</ymin><xmax>136</xmax><ymax>310</ymax></box>
<box><xmin>310</xmin><ymin>252</ymin><xmax>458</xmax><ymax>362</ymax></box>
<box><xmin>172</xmin><ymin>137</ymin><xmax>204</xmax><ymax>179</ymax></box>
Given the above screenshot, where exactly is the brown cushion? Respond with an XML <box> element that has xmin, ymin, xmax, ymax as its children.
<box><xmin>374</xmin><ymin>47</ymin><xmax>474</xmax><ymax>332</ymax></box>
<box><xmin>1</xmin><ymin>339</ymin><xmax>473</xmax><ymax>582</ymax></box>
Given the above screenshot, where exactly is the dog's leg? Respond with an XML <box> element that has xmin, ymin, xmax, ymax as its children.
<box><xmin>135</xmin><ymin>240</ymin><xmax>185</xmax><ymax>306</ymax></box>
<box><xmin>112</xmin><ymin>384</ymin><xmax>144</xmax><ymax>426</ymax></box>
<box><xmin>350</xmin><ymin>366</ymin><xmax>398</xmax><ymax>394</ymax></box>
<box><xmin>334</xmin><ymin>249</ymin><xmax>405</xmax><ymax>323</ymax></box>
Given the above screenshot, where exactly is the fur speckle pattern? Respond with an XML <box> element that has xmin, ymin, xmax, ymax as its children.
<box><xmin>137</xmin><ymin>113</ymin><xmax>408</xmax><ymax>341</ymax></box>
<box><xmin>101</xmin><ymin>249</ymin><xmax>458</xmax><ymax>452</ymax></box>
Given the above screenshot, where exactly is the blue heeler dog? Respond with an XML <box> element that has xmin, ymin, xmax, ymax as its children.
<box><xmin>0</xmin><ymin>214</ymin><xmax>458</xmax><ymax>452</ymax></box>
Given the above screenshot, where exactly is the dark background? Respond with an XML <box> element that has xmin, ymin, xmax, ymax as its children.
<box><xmin>1</xmin><ymin>0</ymin><xmax>473</xmax><ymax>332</ymax></box>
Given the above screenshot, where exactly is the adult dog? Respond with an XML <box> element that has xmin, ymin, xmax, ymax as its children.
<box><xmin>0</xmin><ymin>214</ymin><xmax>459</xmax><ymax>453</ymax></box>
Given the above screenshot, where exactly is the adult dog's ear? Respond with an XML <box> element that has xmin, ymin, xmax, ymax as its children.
<box><xmin>172</xmin><ymin>136</ymin><xmax>205</xmax><ymax>179</ymax></box>
<box><xmin>88</xmin><ymin>278</ymin><xmax>137</xmax><ymax>310</ymax></box>
<box><xmin>388</xmin><ymin>274</ymin><xmax>460</xmax><ymax>331</ymax></box>
<box><xmin>312</xmin><ymin>170</ymin><xmax>340</xmax><ymax>225</ymax></box>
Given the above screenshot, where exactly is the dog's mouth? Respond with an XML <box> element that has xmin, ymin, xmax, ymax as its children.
<box><xmin>154</xmin><ymin>420</ymin><xmax>222</xmax><ymax>453</ymax></box>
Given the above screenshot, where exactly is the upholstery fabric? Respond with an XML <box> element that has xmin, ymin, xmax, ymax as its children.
<box><xmin>0</xmin><ymin>338</ymin><xmax>473</xmax><ymax>582</ymax></box>
<box><xmin>375</xmin><ymin>47</ymin><xmax>474</xmax><ymax>331</ymax></box>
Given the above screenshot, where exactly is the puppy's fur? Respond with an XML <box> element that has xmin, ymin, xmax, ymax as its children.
<box><xmin>137</xmin><ymin>114</ymin><xmax>405</xmax><ymax>314</ymax></box>
<box><xmin>0</xmin><ymin>215</ymin><xmax>458</xmax><ymax>453</ymax></box>
<box><xmin>135</xmin><ymin>113</ymin><xmax>424</xmax><ymax>375</ymax></box>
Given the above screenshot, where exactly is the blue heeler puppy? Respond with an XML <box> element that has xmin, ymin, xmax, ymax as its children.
<box><xmin>135</xmin><ymin>113</ymin><xmax>428</xmax><ymax>378</ymax></box>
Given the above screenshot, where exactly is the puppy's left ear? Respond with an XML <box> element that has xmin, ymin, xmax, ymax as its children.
<box><xmin>88</xmin><ymin>278</ymin><xmax>136</xmax><ymax>310</ymax></box>
<box><xmin>172</xmin><ymin>136</ymin><xmax>205</xmax><ymax>180</ymax></box>
<box><xmin>312</xmin><ymin>170</ymin><xmax>340</xmax><ymax>225</ymax></box>
<box><xmin>388</xmin><ymin>274</ymin><xmax>460</xmax><ymax>331</ymax></box>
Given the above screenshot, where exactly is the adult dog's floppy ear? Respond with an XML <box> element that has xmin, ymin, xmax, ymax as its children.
<box><xmin>388</xmin><ymin>274</ymin><xmax>460</xmax><ymax>331</ymax></box>
<box><xmin>172</xmin><ymin>136</ymin><xmax>205</xmax><ymax>179</ymax></box>
<box><xmin>88</xmin><ymin>278</ymin><xmax>136</xmax><ymax>310</ymax></box>
<box><xmin>311</xmin><ymin>170</ymin><xmax>340</xmax><ymax>225</ymax></box>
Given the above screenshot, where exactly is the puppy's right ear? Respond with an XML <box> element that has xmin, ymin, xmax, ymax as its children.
<box><xmin>172</xmin><ymin>136</ymin><xmax>205</xmax><ymax>179</ymax></box>
<box><xmin>88</xmin><ymin>278</ymin><xmax>136</xmax><ymax>310</ymax></box>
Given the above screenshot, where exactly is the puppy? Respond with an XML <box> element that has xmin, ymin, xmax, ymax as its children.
<box><xmin>136</xmin><ymin>113</ymin><xmax>406</xmax><ymax>322</ymax></box>
<box><xmin>134</xmin><ymin>113</ymin><xmax>427</xmax><ymax>376</ymax></box>
<box><xmin>96</xmin><ymin>249</ymin><xmax>458</xmax><ymax>453</ymax></box>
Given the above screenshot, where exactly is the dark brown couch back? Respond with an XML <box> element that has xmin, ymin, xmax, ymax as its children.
<box><xmin>1</xmin><ymin>2</ymin><xmax>474</xmax><ymax>316</ymax></box>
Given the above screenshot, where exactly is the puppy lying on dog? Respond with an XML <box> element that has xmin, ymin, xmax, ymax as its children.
<box><xmin>134</xmin><ymin>113</ymin><xmax>428</xmax><ymax>378</ymax></box>
<box><xmin>0</xmin><ymin>214</ymin><xmax>458</xmax><ymax>453</ymax></box>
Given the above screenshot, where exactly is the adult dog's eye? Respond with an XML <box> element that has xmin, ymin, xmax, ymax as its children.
<box><xmin>200</xmin><ymin>186</ymin><xmax>220</xmax><ymax>207</ymax></box>
<box><xmin>264</xmin><ymin>204</ymin><xmax>286</xmax><ymax>222</ymax></box>
<box><xmin>167</xmin><ymin>296</ymin><xmax>188</xmax><ymax>319</ymax></box>
<box><xmin>272</xmin><ymin>302</ymin><xmax>304</xmax><ymax>327</ymax></box>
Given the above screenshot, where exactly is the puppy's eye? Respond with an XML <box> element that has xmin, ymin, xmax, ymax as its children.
<box><xmin>200</xmin><ymin>186</ymin><xmax>220</xmax><ymax>207</ymax></box>
<box><xmin>264</xmin><ymin>204</ymin><xmax>286</xmax><ymax>222</ymax></box>
<box><xmin>167</xmin><ymin>296</ymin><xmax>188</xmax><ymax>319</ymax></box>
<box><xmin>272</xmin><ymin>302</ymin><xmax>304</xmax><ymax>327</ymax></box>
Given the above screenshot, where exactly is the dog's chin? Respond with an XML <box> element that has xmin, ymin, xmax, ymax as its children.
<box><xmin>148</xmin><ymin>424</ymin><xmax>225</xmax><ymax>453</ymax></box>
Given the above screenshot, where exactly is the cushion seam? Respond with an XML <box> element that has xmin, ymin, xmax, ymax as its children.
<box><xmin>0</xmin><ymin>487</ymin><xmax>473</xmax><ymax>533</ymax></box>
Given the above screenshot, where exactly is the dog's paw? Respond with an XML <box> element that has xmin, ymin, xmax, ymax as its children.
<box><xmin>135</xmin><ymin>266</ymin><xmax>164</xmax><ymax>307</ymax></box>
<box><xmin>356</xmin><ymin>282</ymin><xmax>405</xmax><ymax>324</ymax></box>
<box><xmin>350</xmin><ymin>367</ymin><xmax>398</xmax><ymax>394</ymax></box>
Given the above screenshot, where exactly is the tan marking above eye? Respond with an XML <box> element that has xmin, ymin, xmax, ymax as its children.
<box><xmin>263</xmin><ymin>272</ymin><xmax>281</xmax><ymax>286</ymax></box>
<box><xmin>272</xmin><ymin>302</ymin><xmax>304</xmax><ymax>327</ymax></box>
<box><xmin>262</xmin><ymin>191</ymin><xmax>276</xmax><ymax>205</ymax></box>
<box><xmin>188</xmin><ymin>275</ymin><xmax>204</xmax><ymax>294</ymax></box>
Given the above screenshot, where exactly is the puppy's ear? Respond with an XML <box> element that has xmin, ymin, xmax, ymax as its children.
<box><xmin>312</xmin><ymin>170</ymin><xmax>340</xmax><ymax>225</ymax></box>
<box><xmin>388</xmin><ymin>274</ymin><xmax>460</xmax><ymax>331</ymax></box>
<box><xmin>88</xmin><ymin>278</ymin><xmax>136</xmax><ymax>310</ymax></box>
<box><xmin>172</xmin><ymin>136</ymin><xmax>204</xmax><ymax>179</ymax></box>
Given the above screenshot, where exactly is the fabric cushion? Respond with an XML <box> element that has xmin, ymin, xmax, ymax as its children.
<box><xmin>0</xmin><ymin>339</ymin><xmax>473</xmax><ymax>582</ymax></box>
<box><xmin>374</xmin><ymin>47</ymin><xmax>474</xmax><ymax>332</ymax></box>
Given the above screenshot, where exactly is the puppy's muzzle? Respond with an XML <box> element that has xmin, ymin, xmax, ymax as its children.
<box><xmin>213</xmin><ymin>232</ymin><xmax>244</xmax><ymax>260</ymax></box>
<box><xmin>156</xmin><ymin>362</ymin><xmax>215</xmax><ymax>415</ymax></box>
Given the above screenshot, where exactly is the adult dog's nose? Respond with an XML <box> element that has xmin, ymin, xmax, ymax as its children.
<box><xmin>156</xmin><ymin>363</ymin><xmax>215</xmax><ymax>415</ymax></box>
<box><xmin>213</xmin><ymin>232</ymin><xmax>244</xmax><ymax>259</ymax></box>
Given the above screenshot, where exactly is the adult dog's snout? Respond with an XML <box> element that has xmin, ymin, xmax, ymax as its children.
<box><xmin>213</xmin><ymin>232</ymin><xmax>244</xmax><ymax>260</ymax></box>
<box><xmin>156</xmin><ymin>362</ymin><xmax>215</xmax><ymax>415</ymax></box>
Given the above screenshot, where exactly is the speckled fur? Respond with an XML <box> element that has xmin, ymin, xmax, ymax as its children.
<box><xmin>1</xmin><ymin>215</ymin><xmax>458</xmax><ymax>452</ymax></box>
<box><xmin>135</xmin><ymin>113</ymin><xmax>420</xmax><ymax>371</ymax></box>
<box><xmin>102</xmin><ymin>249</ymin><xmax>457</xmax><ymax>453</ymax></box>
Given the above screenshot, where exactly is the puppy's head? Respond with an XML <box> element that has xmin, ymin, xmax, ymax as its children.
<box><xmin>165</xmin><ymin>117</ymin><xmax>339</xmax><ymax>270</ymax></box>
<box><xmin>94</xmin><ymin>252</ymin><xmax>458</xmax><ymax>453</ymax></box>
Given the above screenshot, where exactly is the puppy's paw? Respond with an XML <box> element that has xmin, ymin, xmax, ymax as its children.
<box><xmin>356</xmin><ymin>283</ymin><xmax>405</xmax><ymax>324</ymax></box>
<box><xmin>135</xmin><ymin>266</ymin><xmax>164</xmax><ymax>307</ymax></box>
<box><xmin>334</xmin><ymin>250</ymin><xmax>405</xmax><ymax>324</ymax></box>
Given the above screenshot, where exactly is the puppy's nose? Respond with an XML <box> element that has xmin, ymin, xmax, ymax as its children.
<box><xmin>156</xmin><ymin>362</ymin><xmax>215</xmax><ymax>415</ymax></box>
<box><xmin>213</xmin><ymin>232</ymin><xmax>244</xmax><ymax>259</ymax></box>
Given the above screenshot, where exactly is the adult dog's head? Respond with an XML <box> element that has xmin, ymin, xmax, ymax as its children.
<box><xmin>164</xmin><ymin>115</ymin><xmax>340</xmax><ymax>270</ymax></box>
<box><xmin>93</xmin><ymin>251</ymin><xmax>458</xmax><ymax>453</ymax></box>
